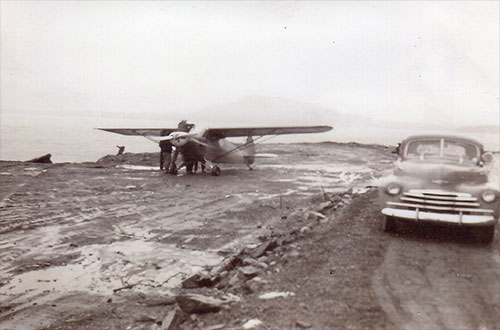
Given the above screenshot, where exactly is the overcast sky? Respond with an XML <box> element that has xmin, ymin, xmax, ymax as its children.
<box><xmin>1</xmin><ymin>1</ymin><xmax>499</xmax><ymax>128</ymax></box>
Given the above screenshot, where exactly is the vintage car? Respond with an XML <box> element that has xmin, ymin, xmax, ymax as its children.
<box><xmin>379</xmin><ymin>134</ymin><xmax>499</xmax><ymax>244</ymax></box>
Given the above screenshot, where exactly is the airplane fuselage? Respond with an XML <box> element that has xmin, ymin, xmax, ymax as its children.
<box><xmin>205</xmin><ymin>138</ymin><xmax>255</xmax><ymax>165</ymax></box>
<box><xmin>163</xmin><ymin>131</ymin><xmax>255</xmax><ymax>166</ymax></box>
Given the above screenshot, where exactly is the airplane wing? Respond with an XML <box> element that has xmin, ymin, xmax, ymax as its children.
<box><xmin>204</xmin><ymin>125</ymin><xmax>332</xmax><ymax>141</ymax></box>
<box><xmin>97</xmin><ymin>128</ymin><xmax>177</xmax><ymax>136</ymax></box>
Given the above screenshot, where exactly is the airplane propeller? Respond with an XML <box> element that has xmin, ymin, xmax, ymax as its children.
<box><xmin>160</xmin><ymin>132</ymin><xmax>197</xmax><ymax>147</ymax></box>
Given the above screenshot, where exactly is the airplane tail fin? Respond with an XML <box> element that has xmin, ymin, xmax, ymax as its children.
<box><xmin>244</xmin><ymin>136</ymin><xmax>256</xmax><ymax>165</ymax></box>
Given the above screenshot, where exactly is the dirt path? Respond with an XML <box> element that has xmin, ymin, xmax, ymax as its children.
<box><xmin>199</xmin><ymin>191</ymin><xmax>500</xmax><ymax>330</ymax></box>
<box><xmin>373</xmin><ymin>226</ymin><xmax>500</xmax><ymax>330</ymax></box>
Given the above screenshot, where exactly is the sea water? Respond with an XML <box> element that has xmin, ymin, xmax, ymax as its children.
<box><xmin>1</xmin><ymin>113</ymin><xmax>499</xmax><ymax>163</ymax></box>
<box><xmin>0</xmin><ymin>114</ymin><xmax>165</xmax><ymax>163</ymax></box>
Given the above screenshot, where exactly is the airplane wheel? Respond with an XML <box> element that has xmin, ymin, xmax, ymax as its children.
<box><xmin>211</xmin><ymin>166</ymin><xmax>221</xmax><ymax>176</ymax></box>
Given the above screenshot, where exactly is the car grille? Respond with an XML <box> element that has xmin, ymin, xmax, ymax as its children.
<box><xmin>386</xmin><ymin>189</ymin><xmax>493</xmax><ymax>217</ymax></box>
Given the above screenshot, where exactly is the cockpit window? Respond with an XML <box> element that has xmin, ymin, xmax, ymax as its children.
<box><xmin>404</xmin><ymin>139</ymin><xmax>480</xmax><ymax>163</ymax></box>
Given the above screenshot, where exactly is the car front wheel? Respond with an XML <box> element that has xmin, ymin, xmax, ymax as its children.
<box><xmin>473</xmin><ymin>225</ymin><xmax>495</xmax><ymax>245</ymax></box>
<box><xmin>383</xmin><ymin>216</ymin><xmax>397</xmax><ymax>233</ymax></box>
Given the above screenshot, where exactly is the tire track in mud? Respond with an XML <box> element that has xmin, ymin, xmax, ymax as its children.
<box><xmin>0</xmin><ymin>166</ymin><xmax>57</xmax><ymax>234</ymax></box>
<box><xmin>373</xmin><ymin>235</ymin><xmax>500</xmax><ymax>330</ymax></box>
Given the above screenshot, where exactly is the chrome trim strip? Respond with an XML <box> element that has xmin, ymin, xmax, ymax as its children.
<box><xmin>386</xmin><ymin>201</ymin><xmax>494</xmax><ymax>214</ymax></box>
<box><xmin>408</xmin><ymin>189</ymin><xmax>472</xmax><ymax>197</ymax></box>
<box><xmin>382</xmin><ymin>208</ymin><xmax>496</xmax><ymax>225</ymax></box>
<box><xmin>400</xmin><ymin>197</ymin><xmax>480</xmax><ymax>207</ymax></box>
<box><xmin>404</xmin><ymin>192</ymin><xmax>477</xmax><ymax>202</ymax></box>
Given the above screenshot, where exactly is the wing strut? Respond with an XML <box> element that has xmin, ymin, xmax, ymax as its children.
<box><xmin>142</xmin><ymin>135</ymin><xmax>160</xmax><ymax>143</ymax></box>
<box><xmin>211</xmin><ymin>128</ymin><xmax>282</xmax><ymax>163</ymax></box>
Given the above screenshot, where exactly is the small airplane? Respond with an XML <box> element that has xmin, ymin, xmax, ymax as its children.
<box><xmin>98</xmin><ymin>121</ymin><xmax>332</xmax><ymax>176</ymax></box>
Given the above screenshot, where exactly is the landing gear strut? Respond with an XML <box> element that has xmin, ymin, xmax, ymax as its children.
<box><xmin>210</xmin><ymin>166</ymin><xmax>221</xmax><ymax>176</ymax></box>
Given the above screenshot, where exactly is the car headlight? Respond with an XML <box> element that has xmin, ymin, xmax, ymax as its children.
<box><xmin>481</xmin><ymin>190</ymin><xmax>498</xmax><ymax>203</ymax></box>
<box><xmin>386</xmin><ymin>183</ymin><xmax>402</xmax><ymax>196</ymax></box>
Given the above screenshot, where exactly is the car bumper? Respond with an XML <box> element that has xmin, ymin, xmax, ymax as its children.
<box><xmin>382</xmin><ymin>207</ymin><xmax>497</xmax><ymax>226</ymax></box>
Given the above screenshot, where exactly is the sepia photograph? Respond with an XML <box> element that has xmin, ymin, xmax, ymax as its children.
<box><xmin>1</xmin><ymin>1</ymin><xmax>499</xmax><ymax>329</ymax></box>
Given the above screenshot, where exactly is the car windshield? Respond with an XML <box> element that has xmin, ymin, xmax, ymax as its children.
<box><xmin>404</xmin><ymin>139</ymin><xmax>480</xmax><ymax>164</ymax></box>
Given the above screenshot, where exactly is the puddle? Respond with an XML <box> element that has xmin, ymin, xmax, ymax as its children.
<box><xmin>2</xmin><ymin>260</ymin><xmax>107</xmax><ymax>297</ymax></box>
<box><xmin>255</xmin><ymin>153</ymin><xmax>278</xmax><ymax>158</ymax></box>
<box><xmin>30</xmin><ymin>225</ymin><xmax>62</xmax><ymax>249</ymax></box>
<box><xmin>353</xmin><ymin>187</ymin><xmax>371</xmax><ymax>194</ymax></box>
<box><xmin>0</xmin><ymin>226</ymin><xmax>62</xmax><ymax>252</ymax></box>
<box><xmin>265</xmin><ymin>163</ymin><xmax>374</xmax><ymax>195</ymax></box>
<box><xmin>0</xmin><ymin>239</ymin><xmax>223</xmax><ymax>301</ymax></box>
<box><xmin>255</xmin><ymin>189</ymin><xmax>298</xmax><ymax>200</ymax></box>
<box><xmin>261</xmin><ymin>163</ymin><xmax>373</xmax><ymax>173</ymax></box>
<box><xmin>118</xmin><ymin>165</ymin><xmax>159</xmax><ymax>171</ymax></box>
<box><xmin>270</xmin><ymin>178</ymin><xmax>295</xmax><ymax>182</ymax></box>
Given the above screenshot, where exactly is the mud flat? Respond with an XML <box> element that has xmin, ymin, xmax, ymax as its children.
<box><xmin>0</xmin><ymin>142</ymin><xmax>498</xmax><ymax>329</ymax></box>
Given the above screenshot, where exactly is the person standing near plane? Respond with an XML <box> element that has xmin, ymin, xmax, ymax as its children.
<box><xmin>169</xmin><ymin>120</ymin><xmax>196</xmax><ymax>174</ymax></box>
<box><xmin>176</xmin><ymin>120</ymin><xmax>195</xmax><ymax>133</ymax></box>
<box><xmin>159</xmin><ymin>130</ymin><xmax>173</xmax><ymax>173</ymax></box>
<box><xmin>193</xmin><ymin>160</ymin><xmax>206</xmax><ymax>173</ymax></box>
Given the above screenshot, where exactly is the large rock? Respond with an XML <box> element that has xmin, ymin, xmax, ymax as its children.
<box><xmin>134</xmin><ymin>314</ymin><xmax>156</xmax><ymax>323</ymax></box>
<box><xmin>26</xmin><ymin>154</ymin><xmax>52</xmax><ymax>163</ymax></box>
<box><xmin>307</xmin><ymin>211</ymin><xmax>326</xmax><ymax>221</ymax></box>
<box><xmin>181</xmin><ymin>251</ymin><xmax>244</xmax><ymax>288</ymax></box>
<box><xmin>277</xmin><ymin>232</ymin><xmax>297</xmax><ymax>245</ymax></box>
<box><xmin>250</xmin><ymin>240</ymin><xmax>278</xmax><ymax>258</ymax></box>
<box><xmin>238</xmin><ymin>266</ymin><xmax>261</xmax><ymax>280</ymax></box>
<box><xmin>288</xmin><ymin>210</ymin><xmax>306</xmax><ymax>221</ymax></box>
<box><xmin>316</xmin><ymin>201</ymin><xmax>334</xmax><ymax>212</ymax></box>
<box><xmin>296</xmin><ymin>320</ymin><xmax>313</xmax><ymax>328</ymax></box>
<box><xmin>205</xmin><ymin>324</ymin><xmax>226</xmax><ymax>330</ymax></box>
<box><xmin>144</xmin><ymin>296</ymin><xmax>176</xmax><ymax>307</ymax></box>
<box><xmin>160</xmin><ymin>307</ymin><xmax>183</xmax><ymax>330</ymax></box>
<box><xmin>175</xmin><ymin>294</ymin><xmax>224</xmax><ymax>314</ymax></box>
<box><xmin>242</xmin><ymin>258</ymin><xmax>268</xmax><ymax>269</ymax></box>
<box><xmin>181</xmin><ymin>274</ymin><xmax>210</xmax><ymax>289</ymax></box>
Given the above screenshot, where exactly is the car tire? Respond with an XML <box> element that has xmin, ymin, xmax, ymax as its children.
<box><xmin>473</xmin><ymin>225</ymin><xmax>495</xmax><ymax>245</ymax></box>
<box><xmin>383</xmin><ymin>216</ymin><xmax>397</xmax><ymax>233</ymax></box>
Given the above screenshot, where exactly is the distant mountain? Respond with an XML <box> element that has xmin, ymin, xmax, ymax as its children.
<box><xmin>457</xmin><ymin>125</ymin><xmax>500</xmax><ymax>134</ymax></box>
<box><xmin>184</xmin><ymin>95</ymin><xmax>359</xmax><ymax>126</ymax></box>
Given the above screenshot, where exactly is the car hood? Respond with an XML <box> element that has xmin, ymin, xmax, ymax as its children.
<box><xmin>394</xmin><ymin>160</ymin><xmax>488</xmax><ymax>185</ymax></box>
